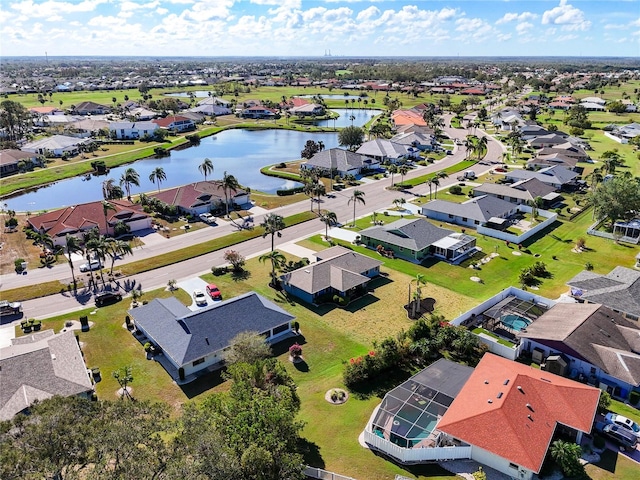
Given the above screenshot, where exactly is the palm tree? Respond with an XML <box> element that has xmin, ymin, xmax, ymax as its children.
<box><xmin>348</xmin><ymin>189</ymin><xmax>366</xmax><ymax>227</ymax></box>
<box><xmin>259</xmin><ymin>250</ymin><xmax>287</xmax><ymax>287</ymax></box>
<box><xmin>426</xmin><ymin>178</ymin><xmax>436</xmax><ymax>200</ymax></box>
<box><xmin>393</xmin><ymin>198</ymin><xmax>406</xmax><ymax>210</ymax></box>
<box><xmin>313</xmin><ymin>182</ymin><xmax>326</xmax><ymax>213</ymax></box>
<box><xmin>260</xmin><ymin>213</ymin><xmax>285</xmax><ymax>252</ymax></box>
<box><xmin>101</xmin><ymin>178</ymin><xmax>117</xmax><ymax>200</ymax></box>
<box><xmin>550</xmin><ymin>440</ymin><xmax>583</xmax><ymax>477</ymax></box>
<box><xmin>119</xmin><ymin>167</ymin><xmax>140</xmax><ymax>201</ymax></box>
<box><xmin>221</xmin><ymin>171</ymin><xmax>241</xmax><ymax>218</ymax></box>
<box><xmin>82</xmin><ymin>229</ymin><xmax>101</xmax><ymax>290</ymax></box>
<box><xmin>411</xmin><ymin>273</ymin><xmax>427</xmax><ymax>318</ymax></box>
<box><xmin>148</xmin><ymin>167</ymin><xmax>167</xmax><ymax>193</ymax></box>
<box><xmin>529</xmin><ymin>196</ymin><xmax>544</xmax><ymax>223</ymax></box>
<box><xmin>319</xmin><ymin>211</ymin><xmax>338</xmax><ymax>241</ymax></box>
<box><xmin>476</xmin><ymin>136</ymin><xmax>488</xmax><ymax>161</ymax></box>
<box><xmin>387</xmin><ymin>164</ymin><xmax>398</xmax><ymax>186</ymax></box>
<box><xmin>198</xmin><ymin>157</ymin><xmax>214</xmax><ymax>181</ymax></box>
<box><xmin>99</xmin><ymin>201</ymin><xmax>116</xmax><ymax>237</ymax></box>
<box><xmin>586</xmin><ymin>167</ymin><xmax>603</xmax><ymax>189</ymax></box>
<box><xmin>434</xmin><ymin>171</ymin><xmax>449</xmax><ymax>198</ymax></box>
<box><xmin>64</xmin><ymin>234</ymin><xmax>83</xmax><ymax>290</ymax></box>
<box><xmin>398</xmin><ymin>164</ymin><xmax>409</xmax><ymax>185</ymax></box>
<box><xmin>105</xmin><ymin>239</ymin><xmax>133</xmax><ymax>275</ymax></box>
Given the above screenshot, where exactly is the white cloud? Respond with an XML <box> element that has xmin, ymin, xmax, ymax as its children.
<box><xmin>496</xmin><ymin>11</ymin><xmax>537</xmax><ymax>25</ymax></box>
<box><xmin>156</xmin><ymin>7</ymin><xmax>169</xmax><ymax>15</ymax></box>
<box><xmin>542</xmin><ymin>0</ymin><xmax>591</xmax><ymax>31</ymax></box>
<box><xmin>516</xmin><ymin>22</ymin><xmax>533</xmax><ymax>35</ymax></box>
<box><xmin>356</xmin><ymin>6</ymin><xmax>380</xmax><ymax>22</ymax></box>
<box><xmin>10</xmin><ymin>0</ymin><xmax>108</xmax><ymax>18</ymax></box>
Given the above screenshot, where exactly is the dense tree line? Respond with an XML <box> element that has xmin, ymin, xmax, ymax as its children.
<box><xmin>0</xmin><ymin>358</ymin><xmax>306</xmax><ymax>480</ymax></box>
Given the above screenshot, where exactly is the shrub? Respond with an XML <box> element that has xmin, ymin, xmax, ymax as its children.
<box><xmin>292</xmin><ymin>321</ymin><xmax>300</xmax><ymax>333</ymax></box>
<box><xmin>449</xmin><ymin>185</ymin><xmax>463</xmax><ymax>195</ymax></box>
<box><xmin>629</xmin><ymin>390</ymin><xmax>640</xmax><ymax>406</ymax></box>
<box><xmin>276</xmin><ymin>186</ymin><xmax>305</xmax><ymax>196</ymax></box>
<box><xmin>212</xmin><ymin>266</ymin><xmax>228</xmax><ymax>276</ymax></box>
<box><xmin>144</xmin><ymin>342</ymin><xmax>152</xmax><ymax>352</ymax></box>
<box><xmin>4</xmin><ymin>217</ymin><xmax>18</xmax><ymax>228</ymax></box>
<box><xmin>289</xmin><ymin>343</ymin><xmax>302</xmax><ymax>358</ymax></box>
<box><xmin>276</xmin><ymin>162</ymin><xmax>287</xmax><ymax>168</ymax></box>
<box><xmin>332</xmin><ymin>294</ymin><xmax>346</xmax><ymax>306</ymax></box>
<box><xmin>14</xmin><ymin>258</ymin><xmax>25</xmax><ymax>272</ymax></box>
<box><xmin>585</xmin><ymin>262</ymin><xmax>594</xmax><ymax>271</ymax></box>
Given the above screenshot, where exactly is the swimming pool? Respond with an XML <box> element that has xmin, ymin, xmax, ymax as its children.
<box><xmin>500</xmin><ymin>314</ymin><xmax>531</xmax><ymax>331</ymax></box>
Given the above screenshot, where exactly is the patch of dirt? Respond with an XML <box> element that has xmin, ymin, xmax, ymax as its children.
<box><xmin>403</xmin><ymin>297</ymin><xmax>436</xmax><ymax>320</ymax></box>
<box><xmin>0</xmin><ymin>215</ymin><xmax>45</xmax><ymax>275</ymax></box>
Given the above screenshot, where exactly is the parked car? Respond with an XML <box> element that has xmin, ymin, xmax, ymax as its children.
<box><xmin>193</xmin><ymin>289</ymin><xmax>208</xmax><ymax>307</ymax></box>
<box><xmin>199</xmin><ymin>212</ymin><xmax>216</xmax><ymax>224</ymax></box>
<box><xmin>80</xmin><ymin>260</ymin><xmax>102</xmax><ymax>272</ymax></box>
<box><xmin>95</xmin><ymin>291</ymin><xmax>122</xmax><ymax>307</ymax></box>
<box><xmin>0</xmin><ymin>300</ymin><xmax>22</xmax><ymax>316</ymax></box>
<box><xmin>457</xmin><ymin>170</ymin><xmax>477</xmax><ymax>181</ymax></box>
<box><xmin>599</xmin><ymin>423</ymin><xmax>638</xmax><ymax>451</ymax></box>
<box><xmin>604</xmin><ymin>413</ymin><xmax>640</xmax><ymax>439</ymax></box>
<box><xmin>206</xmin><ymin>283</ymin><xmax>222</xmax><ymax>300</ymax></box>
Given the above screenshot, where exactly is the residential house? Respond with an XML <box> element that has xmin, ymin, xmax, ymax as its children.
<box><xmin>364</xmin><ymin>355</ymin><xmax>599</xmax><ymax>480</ymax></box>
<box><xmin>189</xmin><ymin>103</ymin><xmax>232</xmax><ymax>116</ymax></box>
<box><xmin>389</xmin><ymin>131</ymin><xmax>436</xmax><ymax>151</ymax></box>
<box><xmin>280</xmin><ymin>246</ymin><xmax>382</xmax><ymax>304</ymax></box>
<box><xmin>152</xmin><ymin>115</ymin><xmax>195</xmax><ymax>132</ymax></box>
<box><xmin>611</xmin><ymin>123</ymin><xmax>640</xmax><ymax>142</ymax></box>
<box><xmin>567</xmin><ymin>266</ymin><xmax>640</xmax><ymax>321</ymax></box>
<box><xmin>289</xmin><ymin>103</ymin><xmax>325</xmax><ymax>117</ymax></box>
<box><xmin>359</xmin><ymin>218</ymin><xmax>476</xmax><ymax>262</ymax></box>
<box><xmin>472</xmin><ymin>178</ymin><xmax>560</xmax><ymax>207</ymax></box>
<box><xmin>149</xmin><ymin>181</ymin><xmax>250</xmax><ymax>216</ymax></box>
<box><xmin>518</xmin><ymin>124</ymin><xmax>549</xmax><ymax>141</ymax></box>
<box><xmin>0</xmin><ymin>330</ymin><xmax>94</xmax><ymax>421</ymax></box>
<box><xmin>21</xmin><ymin>135</ymin><xmax>91</xmax><ymax>157</ymax></box>
<box><xmin>129</xmin><ymin>292</ymin><xmax>295</xmax><ymax>381</ymax></box>
<box><xmin>240</xmin><ymin>106</ymin><xmax>277</xmax><ymax>119</ymax></box>
<box><xmin>580</xmin><ymin>97</ymin><xmax>606</xmax><ymax>111</ymax></box>
<box><xmin>491</xmin><ymin>109</ymin><xmax>525</xmax><ymax>130</ymax></box>
<box><xmin>302</xmin><ymin>148</ymin><xmax>378</xmax><ymax>177</ymax></box>
<box><xmin>527</xmin><ymin>153</ymin><xmax>579</xmax><ymax>171</ymax></box>
<box><xmin>0</xmin><ymin>149</ymin><xmax>41</xmax><ymax>177</ymax></box>
<box><xmin>535</xmin><ymin>143</ymin><xmax>590</xmax><ymax>162</ymax></box>
<box><xmin>72</xmin><ymin>101</ymin><xmax>111</xmax><ymax>115</ymax></box>
<box><xmin>437</xmin><ymin>354</ymin><xmax>599</xmax><ymax>480</ymax></box>
<box><xmin>109</xmin><ymin>121</ymin><xmax>159</xmax><ymax>140</ymax></box>
<box><xmin>356</xmin><ymin>139</ymin><xmax>417</xmax><ymax>164</ymax></box>
<box><xmin>126</xmin><ymin>106</ymin><xmax>159</xmax><ymax>120</ymax></box>
<box><xmin>391</xmin><ymin>109</ymin><xmax>428</xmax><ymax>128</ymax></box>
<box><xmin>504</xmin><ymin>165</ymin><xmax>579</xmax><ymax>190</ymax></box>
<box><xmin>422</xmin><ymin>195</ymin><xmax>519</xmax><ymax>229</ymax></box>
<box><xmin>528</xmin><ymin>133</ymin><xmax>570</xmax><ymax>149</ymax></box>
<box><xmin>517</xmin><ymin>303</ymin><xmax>640</xmax><ymax>399</ymax></box>
<box><xmin>67</xmin><ymin>118</ymin><xmax>109</xmax><ymax>138</ymax></box>
<box><xmin>28</xmin><ymin>199</ymin><xmax>152</xmax><ymax>246</ymax></box>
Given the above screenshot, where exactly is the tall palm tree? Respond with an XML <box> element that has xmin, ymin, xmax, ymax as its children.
<box><xmin>101</xmin><ymin>178</ymin><xmax>118</xmax><ymax>200</ymax></box>
<box><xmin>586</xmin><ymin>167</ymin><xmax>603</xmax><ymax>189</ymax></box>
<box><xmin>398</xmin><ymin>164</ymin><xmax>409</xmax><ymax>185</ymax></box>
<box><xmin>259</xmin><ymin>250</ymin><xmax>287</xmax><ymax>287</ymax></box>
<box><xmin>119</xmin><ymin>167</ymin><xmax>140</xmax><ymax>201</ymax></box>
<box><xmin>411</xmin><ymin>273</ymin><xmax>427</xmax><ymax>318</ymax></box>
<box><xmin>148</xmin><ymin>167</ymin><xmax>167</xmax><ymax>193</ymax></box>
<box><xmin>64</xmin><ymin>234</ymin><xmax>83</xmax><ymax>290</ymax></box>
<box><xmin>387</xmin><ymin>164</ymin><xmax>398</xmax><ymax>186</ymax></box>
<box><xmin>221</xmin><ymin>171</ymin><xmax>241</xmax><ymax>218</ymax></box>
<box><xmin>348</xmin><ymin>189</ymin><xmax>366</xmax><ymax>227</ymax></box>
<box><xmin>105</xmin><ymin>238</ymin><xmax>133</xmax><ymax>275</ymax></box>
<box><xmin>198</xmin><ymin>157</ymin><xmax>214</xmax><ymax>181</ymax></box>
<box><xmin>260</xmin><ymin>213</ymin><xmax>285</xmax><ymax>252</ymax></box>
<box><xmin>101</xmin><ymin>201</ymin><xmax>116</xmax><ymax>237</ymax></box>
<box><xmin>319</xmin><ymin>211</ymin><xmax>338</xmax><ymax>241</ymax></box>
<box><xmin>82</xmin><ymin>229</ymin><xmax>100</xmax><ymax>290</ymax></box>
<box><xmin>313</xmin><ymin>182</ymin><xmax>326</xmax><ymax>213</ymax></box>
<box><xmin>476</xmin><ymin>136</ymin><xmax>488</xmax><ymax>161</ymax></box>
<box><xmin>434</xmin><ymin>171</ymin><xmax>449</xmax><ymax>198</ymax></box>
<box><xmin>86</xmin><ymin>234</ymin><xmax>108</xmax><ymax>286</ymax></box>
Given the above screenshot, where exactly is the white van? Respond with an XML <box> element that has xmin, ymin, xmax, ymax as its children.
<box><xmin>457</xmin><ymin>170</ymin><xmax>477</xmax><ymax>181</ymax></box>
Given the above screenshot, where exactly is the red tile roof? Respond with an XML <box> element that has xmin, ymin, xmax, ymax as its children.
<box><xmin>437</xmin><ymin>354</ymin><xmax>599</xmax><ymax>473</ymax></box>
<box><xmin>391</xmin><ymin>109</ymin><xmax>427</xmax><ymax>127</ymax></box>
<box><xmin>28</xmin><ymin>200</ymin><xmax>149</xmax><ymax>239</ymax></box>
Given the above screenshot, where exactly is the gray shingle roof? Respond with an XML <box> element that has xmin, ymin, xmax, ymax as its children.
<box><xmin>422</xmin><ymin>195</ymin><xmax>516</xmax><ymax>223</ymax></box>
<box><xmin>280</xmin><ymin>246</ymin><xmax>382</xmax><ymax>294</ymax></box>
<box><xmin>518</xmin><ymin>304</ymin><xmax>640</xmax><ymax>386</ymax></box>
<box><xmin>130</xmin><ymin>292</ymin><xmax>295</xmax><ymax>367</ymax></box>
<box><xmin>567</xmin><ymin>267</ymin><xmax>640</xmax><ymax>317</ymax></box>
<box><xmin>360</xmin><ymin>218</ymin><xmax>454</xmax><ymax>251</ymax></box>
<box><xmin>304</xmin><ymin>148</ymin><xmax>370</xmax><ymax>172</ymax></box>
<box><xmin>0</xmin><ymin>330</ymin><xmax>93</xmax><ymax>421</ymax></box>
<box><xmin>505</xmin><ymin>166</ymin><xmax>578</xmax><ymax>186</ymax></box>
<box><xmin>356</xmin><ymin>139</ymin><xmax>410</xmax><ymax>158</ymax></box>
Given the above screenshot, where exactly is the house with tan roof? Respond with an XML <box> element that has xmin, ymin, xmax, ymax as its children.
<box><xmin>517</xmin><ymin>302</ymin><xmax>640</xmax><ymax>400</ymax></box>
<box><xmin>280</xmin><ymin>246</ymin><xmax>382</xmax><ymax>304</ymax></box>
<box><xmin>28</xmin><ymin>199</ymin><xmax>151</xmax><ymax>246</ymax></box>
<box><xmin>363</xmin><ymin>354</ymin><xmax>599</xmax><ymax>480</ymax></box>
<box><xmin>148</xmin><ymin>180</ymin><xmax>250</xmax><ymax>216</ymax></box>
<box><xmin>0</xmin><ymin>330</ymin><xmax>93</xmax><ymax>421</ymax></box>
<box><xmin>0</xmin><ymin>149</ymin><xmax>41</xmax><ymax>177</ymax></box>
<box><xmin>72</xmin><ymin>101</ymin><xmax>111</xmax><ymax>115</ymax></box>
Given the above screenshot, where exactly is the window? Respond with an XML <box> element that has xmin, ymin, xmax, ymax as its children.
<box><xmin>462</xmin><ymin>217</ymin><xmax>467</xmax><ymax>222</ymax></box>
<box><xmin>448</xmin><ymin>214</ymin><xmax>454</xmax><ymax>219</ymax></box>
<box><xmin>590</xmin><ymin>367</ymin><xmax>597</xmax><ymax>374</ymax></box>
<box><xmin>273</xmin><ymin>323</ymin><xmax>289</xmax><ymax>335</ymax></box>
<box><xmin>474</xmin><ymin>220</ymin><xmax>479</xmax><ymax>225</ymax></box>
<box><xmin>498</xmin><ymin>195</ymin><xmax>504</xmax><ymax>199</ymax></box>
<box><xmin>192</xmin><ymin>358</ymin><xmax>205</xmax><ymax>367</ymax></box>
<box><xmin>509</xmin><ymin>463</ymin><xmax>519</xmax><ymax>470</ymax></box>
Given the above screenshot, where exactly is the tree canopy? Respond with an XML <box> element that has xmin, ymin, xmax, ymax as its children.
<box><xmin>590</xmin><ymin>175</ymin><xmax>640</xmax><ymax>224</ymax></box>
<box><xmin>338</xmin><ymin>125</ymin><xmax>365</xmax><ymax>151</ymax></box>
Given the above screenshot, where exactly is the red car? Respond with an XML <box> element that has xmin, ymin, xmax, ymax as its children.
<box><xmin>206</xmin><ymin>284</ymin><xmax>222</xmax><ymax>300</ymax></box>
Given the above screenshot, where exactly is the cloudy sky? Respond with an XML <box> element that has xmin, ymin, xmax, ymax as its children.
<box><xmin>2</xmin><ymin>0</ymin><xmax>639</xmax><ymax>57</ymax></box>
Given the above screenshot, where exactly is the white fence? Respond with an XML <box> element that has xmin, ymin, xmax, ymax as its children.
<box><xmin>304</xmin><ymin>466</ymin><xmax>357</xmax><ymax>480</ymax></box>
<box><xmin>363</xmin><ymin>430</ymin><xmax>472</xmax><ymax>463</ymax></box>
<box><xmin>476</xmin><ymin>332</ymin><xmax>524</xmax><ymax>361</ymax></box>
<box><xmin>477</xmin><ymin>206</ymin><xmax>557</xmax><ymax>244</ymax></box>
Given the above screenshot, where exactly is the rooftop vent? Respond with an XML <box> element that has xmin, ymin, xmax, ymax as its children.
<box><xmin>504</xmin><ymin>379</ymin><xmax>510</xmax><ymax>385</ymax></box>
<box><xmin>527</xmin><ymin>415</ymin><xmax>533</xmax><ymax>421</ymax></box>
<box><xmin>497</xmin><ymin>392</ymin><xmax>503</xmax><ymax>399</ymax></box>
<box><xmin>51</xmin><ymin>354</ymin><xmax>56</xmax><ymax>360</ymax></box>
<box><xmin>205</xmin><ymin>337</ymin><xmax>210</xmax><ymax>345</ymax></box>
<box><xmin>517</xmin><ymin>386</ymin><xmax>524</xmax><ymax>393</ymax></box>
<box><xmin>488</xmin><ymin>399</ymin><xmax>493</xmax><ymax>403</ymax></box>
<box><xmin>304</xmin><ymin>269</ymin><xmax>311</xmax><ymax>273</ymax></box>
<box><xmin>484</xmin><ymin>380</ymin><xmax>489</xmax><ymax>384</ymax></box>
<box><xmin>526</xmin><ymin>403</ymin><xmax>534</xmax><ymax>412</ymax></box>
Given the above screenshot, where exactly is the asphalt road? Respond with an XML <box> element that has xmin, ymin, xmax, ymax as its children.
<box><xmin>4</xmin><ymin>118</ymin><xmax>506</xmax><ymax>319</ymax></box>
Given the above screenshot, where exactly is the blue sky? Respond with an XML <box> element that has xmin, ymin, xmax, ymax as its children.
<box><xmin>2</xmin><ymin>1</ymin><xmax>639</xmax><ymax>57</ymax></box>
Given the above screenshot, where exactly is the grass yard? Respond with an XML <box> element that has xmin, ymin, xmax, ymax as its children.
<box><xmin>585</xmin><ymin>449</ymin><xmax>640</xmax><ymax>480</ymax></box>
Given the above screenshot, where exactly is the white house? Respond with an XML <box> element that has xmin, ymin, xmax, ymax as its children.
<box><xmin>109</xmin><ymin>121</ymin><xmax>159</xmax><ymax>140</ymax></box>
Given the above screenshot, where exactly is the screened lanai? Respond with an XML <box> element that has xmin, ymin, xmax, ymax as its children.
<box><xmin>370</xmin><ymin>359</ymin><xmax>474</xmax><ymax>449</ymax></box>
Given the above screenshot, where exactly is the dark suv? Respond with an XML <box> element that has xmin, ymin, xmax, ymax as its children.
<box><xmin>95</xmin><ymin>291</ymin><xmax>122</xmax><ymax>307</ymax></box>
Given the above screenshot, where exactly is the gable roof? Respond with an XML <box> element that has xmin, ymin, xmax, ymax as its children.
<box><xmin>22</xmin><ymin>134</ymin><xmax>89</xmax><ymax>152</ymax></box>
<box><xmin>360</xmin><ymin>218</ymin><xmax>455</xmax><ymax>251</ymax></box>
<box><xmin>567</xmin><ymin>267</ymin><xmax>640</xmax><ymax>318</ymax></box>
<box><xmin>423</xmin><ymin>195</ymin><xmax>516</xmax><ymax>223</ymax></box>
<box><xmin>356</xmin><ymin>139</ymin><xmax>411</xmax><ymax>159</ymax></box>
<box><xmin>473</xmin><ymin>179</ymin><xmax>557</xmax><ymax>203</ymax></box>
<box><xmin>150</xmin><ymin>181</ymin><xmax>247</xmax><ymax>209</ymax></box>
<box><xmin>505</xmin><ymin>165</ymin><xmax>578</xmax><ymax>186</ymax></box>
<box><xmin>280</xmin><ymin>246</ymin><xmax>382</xmax><ymax>294</ymax></box>
<box><xmin>130</xmin><ymin>292</ymin><xmax>295</xmax><ymax>367</ymax></box>
<box><xmin>73</xmin><ymin>101</ymin><xmax>110</xmax><ymax>113</ymax></box>
<box><xmin>517</xmin><ymin>303</ymin><xmax>640</xmax><ymax>386</ymax></box>
<box><xmin>0</xmin><ymin>149</ymin><xmax>37</xmax><ymax>166</ymax></box>
<box><xmin>437</xmin><ymin>353</ymin><xmax>599</xmax><ymax>474</ymax></box>
<box><xmin>0</xmin><ymin>330</ymin><xmax>93</xmax><ymax>421</ymax></box>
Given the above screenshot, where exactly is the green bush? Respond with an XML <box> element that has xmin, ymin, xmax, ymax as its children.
<box><xmin>276</xmin><ymin>186</ymin><xmax>305</xmax><ymax>196</ymax></box>
<box><xmin>212</xmin><ymin>266</ymin><xmax>228</xmax><ymax>276</ymax></box>
<box><xmin>629</xmin><ymin>390</ymin><xmax>640</xmax><ymax>405</ymax></box>
<box><xmin>14</xmin><ymin>258</ymin><xmax>25</xmax><ymax>271</ymax></box>
<box><xmin>144</xmin><ymin>342</ymin><xmax>152</xmax><ymax>352</ymax></box>
<box><xmin>449</xmin><ymin>185</ymin><xmax>463</xmax><ymax>195</ymax></box>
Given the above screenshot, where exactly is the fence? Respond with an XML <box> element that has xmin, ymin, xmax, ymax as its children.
<box><xmin>476</xmin><ymin>332</ymin><xmax>524</xmax><ymax>361</ymax></box>
<box><xmin>476</xmin><ymin>206</ymin><xmax>557</xmax><ymax>244</ymax></box>
<box><xmin>363</xmin><ymin>430</ymin><xmax>472</xmax><ymax>463</ymax></box>
<box><xmin>304</xmin><ymin>466</ymin><xmax>357</xmax><ymax>480</ymax></box>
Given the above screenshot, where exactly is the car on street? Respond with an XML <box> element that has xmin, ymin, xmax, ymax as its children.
<box><xmin>206</xmin><ymin>283</ymin><xmax>222</xmax><ymax>300</ymax></box>
<box><xmin>604</xmin><ymin>413</ymin><xmax>640</xmax><ymax>439</ymax></box>
<box><xmin>95</xmin><ymin>291</ymin><xmax>122</xmax><ymax>307</ymax></box>
<box><xmin>193</xmin><ymin>289</ymin><xmax>208</xmax><ymax>307</ymax></box>
<box><xmin>80</xmin><ymin>260</ymin><xmax>102</xmax><ymax>272</ymax></box>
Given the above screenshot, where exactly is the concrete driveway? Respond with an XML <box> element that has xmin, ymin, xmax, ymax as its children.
<box><xmin>176</xmin><ymin>277</ymin><xmax>210</xmax><ymax>311</ymax></box>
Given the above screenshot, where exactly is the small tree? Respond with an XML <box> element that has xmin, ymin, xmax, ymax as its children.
<box><xmin>223</xmin><ymin>250</ymin><xmax>245</xmax><ymax>272</ymax></box>
<box><xmin>598</xmin><ymin>390</ymin><xmax>611</xmax><ymax>412</ymax></box>
<box><xmin>289</xmin><ymin>343</ymin><xmax>302</xmax><ymax>359</ymax></box>
<box><xmin>550</xmin><ymin>440</ymin><xmax>585</xmax><ymax>478</ymax></box>
<box><xmin>225</xmin><ymin>331</ymin><xmax>272</xmax><ymax>365</ymax></box>
<box><xmin>167</xmin><ymin>279</ymin><xmax>177</xmax><ymax>291</ymax></box>
<box><xmin>112</xmin><ymin>366</ymin><xmax>134</xmax><ymax>400</ymax></box>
